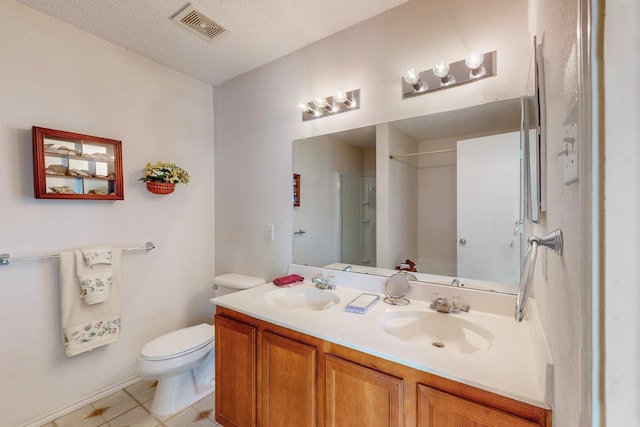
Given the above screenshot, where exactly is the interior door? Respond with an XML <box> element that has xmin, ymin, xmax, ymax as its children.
<box><xmin>457</xmin><ymin>131</ymin><xmax>521</xmax><ymax>284</ymax></box>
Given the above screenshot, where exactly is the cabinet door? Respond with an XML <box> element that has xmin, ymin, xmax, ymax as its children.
<box><xmin>215</xmin><ymin>316</ymin><xmax>256</xmax><ymax>427</ymax></box>
<box><xmin>417</xmin><ymin>385</ymin><xmax>541</xmax><ymax>427</ymax></box>
<box><xmin>325</xmin><ymin>354</ymin><xmax>403</xmax><ymax>427</ymax></box>
<box><xmin>259</xmin><ymin>331</ymin><xmax>317</xmax><ymax>427</ymax></box>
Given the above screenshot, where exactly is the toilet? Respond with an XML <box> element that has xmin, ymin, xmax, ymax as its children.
<box><xmin>136</xmin><ymin>273</ymin><xmax>266</xmax><ymax>416</ymax></box>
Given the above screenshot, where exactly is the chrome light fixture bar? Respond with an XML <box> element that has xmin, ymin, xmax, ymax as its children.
<box><xmin>401</xmin><ymin>50</ymin><xmax>497</xmax><ymax>99</ymax></box>
<box><xmin>299</xmin><ymin>89</ymin><xmax>360</xmax><ymax>121</ymax></box>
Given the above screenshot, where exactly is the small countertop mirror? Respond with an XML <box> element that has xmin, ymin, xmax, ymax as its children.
<box><xmin>383</xmin><ymin>273</ymin><xmax>413</xmax><ymax>305</ymax></box>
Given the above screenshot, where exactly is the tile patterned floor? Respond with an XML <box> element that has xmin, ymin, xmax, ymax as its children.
<box><xmin>40</xmin><ymin>380</ymin><xmax>221</xmax><ymax>427</ymax></box>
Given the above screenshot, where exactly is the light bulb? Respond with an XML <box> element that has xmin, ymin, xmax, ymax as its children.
<box><xmin>334</xmin><ymin>88</ymin><xmax>347</xmax><ymax>103</ymax></box>
<box><xmin>433</xmin><ymin>60</ymin><xmax>450</xmax><ymax>78</ymax></box>
<box><xmin>298</xmin><ymin>102</ymin><xmax>317</xmax><ymax>115</ymax></box>
<box><xmin>465</xmin><ymin>49</ymin><xmax>485</xmax><ymax>70</ymax></box>
<box><xmin>403</xmin><ymin>68</ymin><xmax>425</xmax><ymax>91</ymax></box>
<box><xmin>334</xmin><ymin>88</ymin><xmax>354</xmax><ymax>107</ymax></box>
<box><xmin>433</xmin><ymin>60</ymin><xmax>455</xmax><ymax>86</ymax></box>
<box><xmin>312</xmin><ymin>94</ymin><xmax>327</xmax><ymax>109</ymax></box>
<box><xmin>466</xmin><ymin>49</ymin><xmax>486</xmax><ymax>78</ymax></box>
<box><xmin>403</xmin><ymin>68</ymin><xmax>420</xmax><ymax>85</ymax></box>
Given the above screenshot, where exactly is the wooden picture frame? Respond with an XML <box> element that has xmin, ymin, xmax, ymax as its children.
<box><xmin>293</xmin><ymin>173</ymin><xmax>300</xmax><ymax>207</ymax></box>
<box><xmin>32</xmin><ymin>127</ymin><xmax>124</xmax><ymax>200</ymax></box>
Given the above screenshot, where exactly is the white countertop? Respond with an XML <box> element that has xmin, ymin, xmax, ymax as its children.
<box><xmin>210</xmin><ymin>265</ymin><xmax>553</xmax><ymax>409</ymax></box>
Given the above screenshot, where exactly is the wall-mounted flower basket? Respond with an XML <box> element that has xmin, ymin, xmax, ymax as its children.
<box><xmin>146</xmin><ymin>181</ymin><xmax>175</xmax><ymax>195</ymax></box>
<box><xmin>140</xmin><ymin>161</ymin><xmax>189</xmax><ymax>195</ymax></box>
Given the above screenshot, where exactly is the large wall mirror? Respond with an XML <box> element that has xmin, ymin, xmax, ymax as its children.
<box><xmin>293</xmin><ymin>97</ymin><xmax>537</xmax><ymax>294</ymax></box>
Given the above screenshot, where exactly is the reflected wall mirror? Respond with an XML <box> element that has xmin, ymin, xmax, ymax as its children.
<box><xmin>293</xmin><ymin>97</ymin><xmax>537</xmax><ymax>295</ymax></box>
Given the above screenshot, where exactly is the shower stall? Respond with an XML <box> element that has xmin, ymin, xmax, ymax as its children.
<box><xmin>338</xmin><ymin>173</ymin><xmax>376</xmax><ymax>266</ymax></box>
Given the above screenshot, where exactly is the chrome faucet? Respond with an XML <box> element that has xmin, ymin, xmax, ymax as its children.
<box><xmin>430</xmin><ymin>294</ymin><xmax>469</xmax><ymax>314</ymax></box>
<box><xmin>311</xmin><ymin>274</ymin><xmax>336</xmax><ymax>290</ymax></box>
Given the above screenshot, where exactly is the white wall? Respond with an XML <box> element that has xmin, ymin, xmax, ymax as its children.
<box><xmin>0</xmin><ymin>3</ymin><xmax>215</xmax><ymax>425</ymax></box>
<box><xmin>604</xmin><ymin>0</ymin><xmax>640</xmax><ymax>424</ymax></box>
<box><xmin>417</xmin><ymin>137</ymin><xmax>457</xmax><ymax>275</ymax></box>
<box><xmin>528</xmin><ymin>0</ymin><xmax>590</xmax><ymax>424</ymax></box>
<box><xmin>377</xmin><ymin>123</ymin><xmax>419</xmax><ymax>269</ymax></box>
<box><xmin>214</xmin><ymin>0</ymin><xmax>533</xmax><ymax>282</ymax></box>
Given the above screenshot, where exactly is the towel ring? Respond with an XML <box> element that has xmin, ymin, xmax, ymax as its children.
<box><xmin>515</xmin><ymin>230</ymin><xmax>563</xmax><ymax>322</ymax></box>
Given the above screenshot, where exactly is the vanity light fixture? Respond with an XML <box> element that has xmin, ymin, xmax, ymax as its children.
<box><xmin>401</xmin><ymin>50</ymin><xmax>496</xmax><ymax>99</ymax></box>
<box><xmin>299</xmin><ymin>88</ymin><xmax>360</xmax><ymax>121</ymax></box>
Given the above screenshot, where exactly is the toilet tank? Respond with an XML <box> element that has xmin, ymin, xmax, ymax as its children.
<box><xmin>213</xmin><ymin>273</ymin><xmax>266</xmax><ymax>297</ymax></box>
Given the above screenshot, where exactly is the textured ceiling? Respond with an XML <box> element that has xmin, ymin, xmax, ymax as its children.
<box><xmin>18</xmin><ymin>0</ymin><xmax>408</xmax><ymax>86</ymax></box>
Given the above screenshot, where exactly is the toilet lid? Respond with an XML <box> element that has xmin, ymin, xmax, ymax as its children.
<box><xmin>141</xmin><ymin>323</ymin><xmax>214</xmax><ymax>360</ymax></box>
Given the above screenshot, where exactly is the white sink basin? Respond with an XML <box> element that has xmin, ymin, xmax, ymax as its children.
<box><xmin>264</xmin><ymin>287</ymin><xmax>340</xmax><ymax>311</ymax></box>
<box><xmin>379</xmin><ymin>310</ymin><xmax>494</xmax><ymax>354</ymax></box>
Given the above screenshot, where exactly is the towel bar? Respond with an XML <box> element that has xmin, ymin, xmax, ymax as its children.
<box><xmin>0</xmin><ymin>241</ymin><xmax>155</xmax><ymax>266</ymax></box>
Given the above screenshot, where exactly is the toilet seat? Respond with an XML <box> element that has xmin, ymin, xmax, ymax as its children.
<box><xmin>141</xmin><ymin>323</ymin><xmax>214</xmax><ymax>361</ymax></box>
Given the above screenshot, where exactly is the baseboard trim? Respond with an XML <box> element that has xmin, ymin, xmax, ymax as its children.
<box><xmin>19</xmin><ymin>375</ymin><xmax>142</xmax><ymax>427</ymax></box>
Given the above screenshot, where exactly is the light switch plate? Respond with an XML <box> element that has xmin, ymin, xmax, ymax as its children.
<box><xmin>562</xmin><ymin>123</ymin><xmax>578</xmax><ymax>185</ymax></box>
<box><xmin>265</xmin><ymin>224</ymin><xmax>275</xmax><ymax>241</ymax></box>
<box><xmin>563</xmin><ymin>150</ymin><xmax>578</xmax><ymax>184</ymax></box>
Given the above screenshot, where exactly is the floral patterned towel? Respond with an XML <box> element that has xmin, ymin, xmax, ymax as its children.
<box><xmin>79</xmin><ymin>270</ymin><xmax>113</xmax><ymax>304</ymax></box>
<box><xmin>80</xmin><ymin>247</ymin><xmax>113</xmax><ymax>267</ymax></box>
<box><xmin>60</xmin><ymin>250</ymin><xmax>122</xmax><ymax>357</ymax></box>
<box><xmin>63</xmin><ymin>315</ymin><xmax>121</xmax><ymax>357</ymax></box>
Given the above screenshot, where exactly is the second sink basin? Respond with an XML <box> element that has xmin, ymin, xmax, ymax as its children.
<box><xmin>264</xmin><ymin>287</ymin><xmax>340</xmax><ymax>311</ymax></box>
<box><xmin>379</xmin><ymin>310</ymin><xmax>494</xmax><ymax>354</ymax></box>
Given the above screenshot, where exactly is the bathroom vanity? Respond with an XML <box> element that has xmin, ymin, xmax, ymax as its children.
<box><xmin>211</xmin><ymin>267</ymin><xmax>553</xmax><ymax>427</ymax></box>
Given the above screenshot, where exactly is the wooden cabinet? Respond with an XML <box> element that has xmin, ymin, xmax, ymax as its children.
<box><xmin>325</xmin><ymin>354</ymin><xmax>403</xmax><ymax>427</ymax></box>
<box><xmin>215</xmin><ymin>307</ymin><xmax>551</xmax><ymax>427</ymax></box>
<box><xmin>417</xmin><ymin>385</ymin><xmax>541</xmax><ymax>427</ymax></box>
<box><xmin>215</xmin><ymin>307</ymin><xmax>323</xmax><ymax>427</ymax></box>
<box><xmin>259</xmin><ymin>331</ymin><xmax>317</xmax><ymax>427</ymax></box>
<box><xmin>215</xmin><ymin>315</ymin><xmax>257</xmax><ymax>427</ymax></box>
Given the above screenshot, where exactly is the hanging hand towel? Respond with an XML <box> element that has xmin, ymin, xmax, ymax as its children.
<box><xmin>59</xmin><ymin>248</ymin><xmax>122</xmax><ymax>357</ymax></box>
<box><xmin>75</xmin><ymin>250</ymin><xmax>113</xmax><ymax>304</ymax></box>
<box><xmin>78</xmin><ymin>270</ymin><xmax>113</xmax><ymax>304</ymax></box>
<box><xmin>80</xmin><ymin>247</ymin><xmax>112</xmax><ymax>268</ymax></box>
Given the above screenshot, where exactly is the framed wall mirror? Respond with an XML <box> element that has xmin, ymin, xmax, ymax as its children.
<box><xmin>293</xmin><ymin>97</ymin><xmax>537</xmax><ymax>295</ymax></box>
<box><xmin>32</xmin><ymin>127</ymin><xmax>124</xmax><ymax>200</ymax></box>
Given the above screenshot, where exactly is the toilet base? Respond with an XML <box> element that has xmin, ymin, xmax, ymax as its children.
<box><xmin>150</xmin><ymin>370</ymin><xmax>215</xmax><ymax>416</ymax></box>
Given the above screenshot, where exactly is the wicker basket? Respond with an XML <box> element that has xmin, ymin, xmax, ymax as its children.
<box><xmin>146</xmin><ymin>181</ymin><xmax>175</xmax><ymax>195</ymax></box>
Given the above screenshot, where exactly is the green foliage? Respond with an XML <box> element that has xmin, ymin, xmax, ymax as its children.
<box><xmin>140</xmin><ymin>161</ymin><xmax>190</xmax><ymax>184</ymax></box>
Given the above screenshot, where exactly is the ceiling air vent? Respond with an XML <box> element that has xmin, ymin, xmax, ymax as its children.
<box><xmin>171</xmin><ymin>4</ymin><xmax>227</xmax><ymax>41</ymax></box>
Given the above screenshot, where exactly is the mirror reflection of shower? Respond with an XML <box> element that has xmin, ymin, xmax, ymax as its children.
<box><xmin>338</xmin><ymin>173</ymin><xmax>376</xmax><ymax>266</ymax></box>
